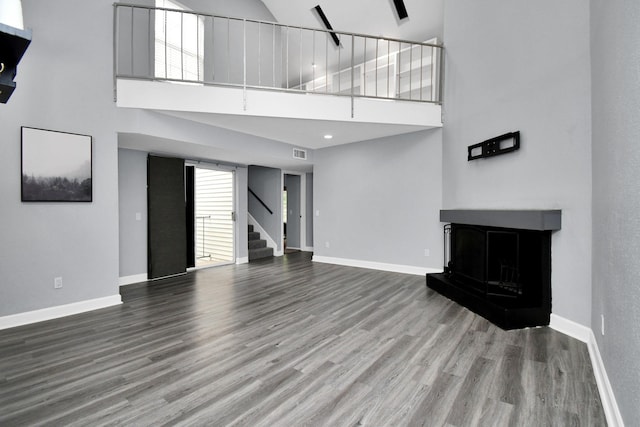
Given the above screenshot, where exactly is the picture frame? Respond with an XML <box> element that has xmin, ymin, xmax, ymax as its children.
<box><xmin>21</xmin><ymin>126</ymin><xmax>92</xmax><ymax>202</ymax></box>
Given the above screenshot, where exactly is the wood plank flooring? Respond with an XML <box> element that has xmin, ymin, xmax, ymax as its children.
<box><xmin>0</xmin><ymin>252</ymin><xmax>606</xmax><ymax>426</ymax></box>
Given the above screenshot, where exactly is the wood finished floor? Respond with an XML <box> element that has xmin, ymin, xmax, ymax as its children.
<box><xmin>0</xmin><ymin>252</ymin><xmax>605</xmax><ymax>426</ymax></box>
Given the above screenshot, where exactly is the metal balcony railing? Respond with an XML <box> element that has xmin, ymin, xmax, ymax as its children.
<box><xmin>113</xmin><ymin>3</ymin><xmax>444</xmax><ymax>104</ymax></box>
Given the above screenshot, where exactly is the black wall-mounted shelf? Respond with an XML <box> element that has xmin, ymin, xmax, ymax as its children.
<box><xmin>0</xmin><ymin>22</ymin><xmax>32</xmax><ymax>103</ymax></box>
<box><xmin>468</xmin><ymin>131</ymin><xmax>520</xmax><ymax>161</ymax></box>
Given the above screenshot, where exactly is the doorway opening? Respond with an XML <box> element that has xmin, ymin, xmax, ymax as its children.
<box><xmin>283</xmin><ymin>174</ymin><xmax>301</xmax><ymax>254</ymax></box>
<box><xmin>190</xmin><ymin>166</ymin><xmax>236</xmax><ymax>268</ymax></box>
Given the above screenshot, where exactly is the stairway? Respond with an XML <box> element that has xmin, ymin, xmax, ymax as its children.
<box><xmin>248</xmin><ymin>224</ymin><xmax>274</xmax><ymax>261</ymax></box>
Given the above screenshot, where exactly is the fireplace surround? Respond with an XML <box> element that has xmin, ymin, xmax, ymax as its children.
<box><xmin>426</xmin><ymin>209</ymin><xmax>561</xmax><ymax>329</ymax></box>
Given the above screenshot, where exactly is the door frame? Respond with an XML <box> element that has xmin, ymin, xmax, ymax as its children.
<box><xmin>186</xmin><ymin>160</ymin><xmax>237</xmax><ymax>269</ymax></box>
<box><xmin>281</xmin><ymin>170</ymin><xmax>307</xmax><ymax>252</ymax></box>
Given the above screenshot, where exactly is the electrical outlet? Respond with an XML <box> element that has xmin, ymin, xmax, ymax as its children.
<box><xmin>325</xmin><ymin>241</ymin><xmax>330</xmax><ymax>248</ymax></box>
<box><xmin>135</xmin><ymin>212</ymin><xmax>142</xmax><ymax>221</ymax></box>
<box><xmin>424</xmin><ymin>249</ymin><xmax>430</xmax><ymax>257</ymax></box>
<box><xmin>601</xmin><ymin>314</ymin><xmax>605</xmax><ymax>336</ymax></box>
<box><xmin>54</xmin><ymin>277</ymin><xmax>63</xmax><ymax>289</ymax></box>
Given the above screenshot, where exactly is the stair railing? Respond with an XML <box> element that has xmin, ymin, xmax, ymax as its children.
<box><xmin>248</xmin><ymin>187</ymin><xmax>273</xmax><ymax>215</ymax></box>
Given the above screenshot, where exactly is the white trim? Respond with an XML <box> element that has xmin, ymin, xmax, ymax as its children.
<box><xmin>248</xmin><ymin>213</ymin><xmax>278</xmax><ymax>250</ymax></box>
<box><xmin>549</xmin><ymin>314</ymin><xmax>624</xmax><ymax>427</ymax></box>
<box><xmin>236</xmin><ymin>256</ymin><xmax>249</xmax><ymax>265</ymax></box>
<box><xmin>549</xmin><ymin>313</ymin><xmax>591</xmax><ymax>343</ymax></box>
<box><xmin>302</xmin><ymin>246</ymin><xmax>314</xmax><ymax>252</ymax></box>
<box><xmin>312</xmin><ymin>255</ymin><xmax>442</xmax><ymax>276</ymax></box>
<box><xmin>119</xmin><ymin>273</ymin><xmax>148</xmax><ymax>286</ymax></box>
<box><xmin>0</xmin><ymin>295</ymin><xmax>122</xmax><ymax>331</ymax></box>
<box><xmin>282</xmin><ymin>170</ymin><xmax>306</xmax><ymax>253</ymax></box>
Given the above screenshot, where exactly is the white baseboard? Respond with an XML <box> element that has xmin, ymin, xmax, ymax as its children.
<box><xmin>302</xmin><ymin>246</ymin><xmax>314</xmax><ymax>252</ymax></box>
<box><xmin>312</xmin><ymin>255</ymin><xmax>442</xmax><ymax>276</ymax></box>
<box><xmin>549</xmin><ymin>313</ymin><xmax>591</xmax><ymax>343</ymax></box>
<box><xmin>236</xmin><ymin>256</ymin><xmax>249</xmax><ymax>265</ymax></box>
<box><xmin>0</xmin><ymin>295</ymin><xmax>122</xmax><ymax>331</ymax></box>
<box><xmin>274</xmin><ymin>249</ymin><xmax>284</xmax><ymax>257</ymax></box>
<box><xmin>119</xmin><ymin>273</ymin><xmax>148</xmax><ymax>286</ymax></box>
<box><xmin>550</xmin><ymin>314</ymin><xmax>624</xmax><ymax>427</ymax></box>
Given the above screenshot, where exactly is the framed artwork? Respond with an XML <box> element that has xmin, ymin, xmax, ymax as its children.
<box><xmin>21</xmin><ymin>127</ymin><xmax>92</xmax><ymax>202</ymax></box>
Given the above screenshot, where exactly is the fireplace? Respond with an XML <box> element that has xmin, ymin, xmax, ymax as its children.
<box><xmin>427</xmin><ymin>210</ymin><xmax>561</xmax><ymax>329</ymax></box>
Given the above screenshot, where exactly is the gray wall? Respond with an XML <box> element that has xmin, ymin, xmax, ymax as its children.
<box><xmin>118</xmin><ymin>149</ymin><xmax>148</xmax><ymax>277</ymax></box>
<box><xmin>248</xmin><ymin>165</ymin><xmax>282</xmax><ymax>251</ymax></box>
<box><xmin>305</xmin><ymin>173</ymin><xmax>313</xmax><ymax>249</ymax></box>
<box><xmin>314</xmin><ymin>129</ymin><xmax>443</xmax><ymax>269</ymax></box>
<box><xmin>442</xmin><ymin>0</ymin><xmax>592</xmax><ymax>326</ymax></box>
<box><xmin>0</xmin><ymin>0</ymin><xmax>119</xmax><ymax>316</ymax></box>
<box><xmin>591</xmin><ymin>0</ymin><xmax>640</xmax><ymax>421</ymax></box>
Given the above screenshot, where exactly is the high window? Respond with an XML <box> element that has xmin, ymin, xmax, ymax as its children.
<box><xmin>155</xmin><ymin>0</ymin><xmax>204</xmax><ymax>81</ymax></box>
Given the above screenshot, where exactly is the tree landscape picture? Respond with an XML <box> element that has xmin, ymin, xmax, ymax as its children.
<box><xmin>21</xmin><ymin>127</ymin><xmax>92</xmax><ymax>202</ymax></box>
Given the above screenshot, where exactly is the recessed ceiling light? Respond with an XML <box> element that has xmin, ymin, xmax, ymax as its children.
<box><xmin>324</xmin><ymin>134</ymin><xmax>333</xmax><ymax>140</ymax></box>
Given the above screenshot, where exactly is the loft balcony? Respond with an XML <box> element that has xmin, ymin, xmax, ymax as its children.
<box><xmin>113</xmin><ymin>3</ymin><xmax>443</xmax><ymax>147</ymax></box>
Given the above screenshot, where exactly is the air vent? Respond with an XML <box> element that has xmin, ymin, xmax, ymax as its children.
<box><xmin>293</xmin><ymin>148</ymin><xmax>307</xmax><ymax>160</ymax></box>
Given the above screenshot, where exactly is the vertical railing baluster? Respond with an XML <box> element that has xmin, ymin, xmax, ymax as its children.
<box><xmin>338</xmin><ymin>33</ymin><xmax>341</xmax><ymax>94</ymax></box>
<box><xmin>420</xmin><ymin>45</ymin><xmax>424</xmax><ymax>101</ymax></box>
<box><xmin>180</xmin><ymin>12</ymin><xmax>184</xmax><ymax>80</ymax></box>
<box><xmin>286</xmin><ymin>26</ymin><xmax>289</xmax><ymax>89</ymax></box>
<box><xmin>148</xmin><ymin>8</ymin><xmax>152</xmax><ymax>78</ymax></box>
<box><xmin>299</xmin><ymin>27</ymin><xmax>302</xmax><ymax>89</ymax></box>
<box><xmin>164</xmin><ymin>10</ymin><xmax>168</xmax><ymax>78</ymax></box>
<box><xmin>363</xmin><ymin>37</ymin><xmax>367</xmax><ymax>96</ymax></box>
<box><xmin>272</xmin><ymin>24</ymin><xmax>275</xmax><ymax>88</ymax></box>
<box><xmin>409</xmin><ymin>43</ymin><xmax>413</xmax><ymax>100</ymax></box>
<box><xmin>325</xmin><ymin>31</ymin><xmax>328</xmax><ymax>93</ymax></box>
<box><xmin>196</xmin><ymin>14</ymin><xmax>200</xmax><ymax>81</ymax></box>
<box><xmin>438</xmin><ymin>46</ymin><xmax>444</xmax><ymax>104</ymax></box>
<box><xmin>113</xmin><ymin>5</ymin><xmax>118</xmax><ymax>100</ymax></box>
<box><xmin>387</xmin><ymin>39</ymin><xmax>390</xmax><ymax>98</ymax></box>
<box><xmin>130</xmin><ymin>7</ymin><xmax>134</xmax><ymax>76</ymax></box>
<box><xmin>397</xmin><ymin>42</ymin><xmax>401</xmax><ymax>99</ymax></box>
<box><xmin>375</xmin><ymin>38</ymin><xmax>378</xmax><ymax>98</ymax></box>
<box><xmin>312</xmin><ymin>30</ymin><xmax>315</xmax><ymax>91</ymax></box>
<box><xmin>243</xmin><ymin>19</ymin><xmax>246</xmax><ymax>105</ymax></box>
<box><xmin>227</xmin><ymin>18</ymin><xmax>230</xmax><ymax>83</ymax></box>
<box><xmin>258</xmin><ymin>22</ymin><xmax>261</xmax><ymax>86</ymax></box>
<box><xmin>215</xmin><ymin>16</ymin><xmax>216</xmax><ymax>81</ymax></box>
<box><xmin>351</xmin><ymin>35</ymin><xmax>354</xmax><ymax>118</ymax></box>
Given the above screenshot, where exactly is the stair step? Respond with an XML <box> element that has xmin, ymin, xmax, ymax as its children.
<box><xmin>249</xmin><ymin>239</ymin><xmax>267</xmax><ymax>249</ymax></box>
<box><xmin>248</xmin><ymin>224</ymin><xmax>254</xmax><ymax>233</ymax></box>
<box><xmin>248</xmin><ymin>231</ymin><xmax>261</xmax><ymax>241</ymax></box>
<box><xmin>249</xmin><ymin>246</ymin><xmax>274</xmax><ymax>261</ymax></box>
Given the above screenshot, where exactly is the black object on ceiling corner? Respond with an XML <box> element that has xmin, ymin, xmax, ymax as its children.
<box><xmin>393</xmin><ymin>0</ymin><xmax>409</xmax><ymax>20</ymax></box>
<box><xmin>313</xmin><ymin>5</ymin><xmax>341</xmax><ymax>47</ymax></box>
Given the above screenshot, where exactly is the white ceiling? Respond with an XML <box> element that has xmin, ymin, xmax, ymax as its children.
<box><xmin>260</xmin><ymin>0</ymin><xmax>443</xmax><ymax>43</ymax></box>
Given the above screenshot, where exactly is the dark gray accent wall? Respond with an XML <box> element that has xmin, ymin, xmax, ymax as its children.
<box><xmin>118</xmin><ymin>149</ymin><xmax>148</xmax><ymax>277</ymax></box>
<box><xmin>305</xmin><ymin>173</ymin><xmax>314</xmax><ymax>248</ymax></box>
<box><xmin>314</xmin><ymin>129</ymin><xmax>443</xmax><ymax>269</ymax></box>
<box><xmin>442</xmin><ymin>0</ymin><xmax>592</xmax><ymax>326</ymax></box>
<box><xmin>248</xmin><ymin>165</ymin><xmax>282</xmax><ymax>251</ymax></box>
<box><xmin>591</xmin><ymin>0</ymin><xmax>640</xmax><ymax>422</ymax></box>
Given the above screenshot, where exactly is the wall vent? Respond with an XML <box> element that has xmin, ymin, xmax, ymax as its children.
<box><xmin>293</xmin><ymin>148</ymin><xmax>307</xmax><ymax>160</ymax></box>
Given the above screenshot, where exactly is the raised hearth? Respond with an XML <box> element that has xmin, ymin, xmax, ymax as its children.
<box><xmin>427</xmin><ymin>209</ymin><xmax>561</xmax><ymax>330</ymax></box>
